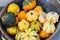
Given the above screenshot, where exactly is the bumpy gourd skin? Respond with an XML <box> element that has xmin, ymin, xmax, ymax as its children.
<box><xmin>18</xmin><ymin>19</ymin><xmax>29</xmax><ymax>31</ymax></box>
<box><xmin>42</xmin><ymin>22</ymin><xmax>56</xmax><ymax>33</ymax></box>
<box><xmin>7</xmin><ymin>3</ymin><xmax>20</xmax><ymax>16</ymax></box>
<box><xmin>46</xmin><ymin>11</ymin><xmax>59</xmax><ymax>23</ymax></box>
<box><xmin>26</xmin><ymin>10</ymin><xmax>38</xmax><ymax>22</ymax></box>
<box><xmin>15</xmin><ymin>29</ymin><xmax>40</xmax><ymax>40</ymax></box>
<box><xmin>30</xmin><ymin>21</ymin><xmax>42</xmax><ymax>32</ymax></box>
<box><xmin>1</xmin><ymin>12</ymin><xmax>16</xmax><ymax>27</ymax></box>
<box><xmin>23</xmin><ymin>0</ymin><xmax>36</xmax><ymax>11</ymax></box>
<box><xmin>34</xmin><ymin>6</ymin><xmax>43</xmax><ymax>13</ymax></box>
<box><xmin>7</xmin><ymin>26</ymin><xmax>19</xmax><ymax>35</ymax></box>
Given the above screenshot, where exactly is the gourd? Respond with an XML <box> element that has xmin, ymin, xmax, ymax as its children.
<box><xmin>7</xmin><ymin>26</ymin><xmax>19</xmax><ymax>35</ymax></box>
<box><xmin>26</xmin><ymin>10</ymin><xmax>38</xmax><ymax>22</ymax></box>
<box><xmin>39</xmin><ymin>11</ymin><xmax>46</xmax><ymax>23</ymax></box>
<box><xmin>39</xmin><ymin>30</ymin><xmax>50</xmax><ymax>38</ymax></box>
<box><xmin>42</xmin><ymin>22</ymin><xmax>56</xmax><ymax>33</ymax></box>
<box><xmin>34</xmin><ymin>6</ymin><xmax>43</xmax><ymax>13</ymax></box>
<box><xmin>39</xmin><ymin>22</ymin><xmax>56</xmax><ymax>38</ymax></box>
<box><xmin>30</xmin><ymin>21</ymin><xmax>42</xmax><ymax>32</ymax></box>
<box><xmin>17</xmin><ymin>11</ymin><xmax>26</xmax><ymax>20</ymax></box>
<box><xmin>18</xmin><ymin>19</ymin><xmax>29</xmax><ymax>31</ymax></box>
<box><xmin>1</xmin><ymin>12</ymin><xmax>16</xmax><ymax>27</ymax></box>
<box><xmin>7</xmin><ymin>3</ymin><xmax>20</xmax><ymax>16</ymax></box>
<box><xmin>15</xmin><ymin>29</ymin><xmax>40</xmax><ymax>40</ymax></box>
<box><xmin>15</xmin><ymin>17</ymin><xmax>18</xmax><ymax>25</ymax></box>
<box><xmin>23</xmin><ymin>0</ymin><xmax>36</xmax><ymax>11</ymax></box>
<box><xmin>46</xmin><ymin>11</ymin><xmax>59</xmax><ymax>23</ymax></box>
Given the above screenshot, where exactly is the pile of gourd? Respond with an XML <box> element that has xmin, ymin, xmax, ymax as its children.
<box><xmin>1</xmin><ymin>0</ymin><xmax>59</xmax><ymax>40</ymax></box>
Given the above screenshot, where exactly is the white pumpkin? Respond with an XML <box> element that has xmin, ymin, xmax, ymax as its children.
<box><xmin>46</xmin><ymin>11</ymin><xmax>59</xmax><ymax>23</ymax></box>
<box><xmin>42</xmin><ymin>22</ymin><xmax>56</xmax><ymax>33</ymax></box>
<box><xmin>15</xmin><ymin>29</ymin><xmax>40</xmax><ymax>40</ymax></box>
<box><xmin>39</xmin><ymin>11</ymin><xmax>46</xmax><ymax>23</ymax></box>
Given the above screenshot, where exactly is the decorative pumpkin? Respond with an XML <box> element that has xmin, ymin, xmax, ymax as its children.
<box><xmin>18</xmin><ymin>19</ymin><xmax>29</xmax><ymax>31</ymax></box>
<box><xmin>39</xmin><ymin>30</ymin><xmax>50</xmax><ymax>38</ymax></box>
<box><xmin>7</xmin><ymin>3</ymin><xmax>20</xmax><ymax>16</ymax></box>
<box><xmin>17</xmin><ymin>11</ymin><xmax>26</xmax><ymax>20</ymax></box>
<box><xmin>34</xmin><ymin>6</ymin><xmax>43</xmax><ymax>13</ymax></box>
<box><xmin>15</xmin><ymin>17</ymin><xmax>18</xmax><ymax>25</ymax></box>
<box><xmin>15</xmin><ymin>29</ymin><xmax>40</xmax><ymax>40</ymax></box>
<box><xmin>30</xmin><ymin>21</ymin><xmax>42</xmax><ymax>32</ymax></box>
<box><xmin>42</xmin><ymin>22</ymin><xmax>56</xmax><ymax>33</ymax></box>
<box><xmin>1</xmin><ymin>12</ymin><xmax>16</xmax><ymax>27</ymax></box>
<box><xmin>7</xmin><ymin>26</ymin><xmax>19</xmax><ymax>35</ymax></box>
<box><xmin>23</xmin><ymin>0</ymin><xmax>36</xmax><ymax>11</ymax></box>
<box><xmin>39</xmin><ymin>11</ymin><xmax>46</xmax><ymax>23</ymax></box>
<box><xmin>46</xmin><ymin>11</ymin><xmax>59</xmax><ymax>23</ymax></box>
<box><xmin>26</xmin><ymin>10</ymin><xmax>38</xmax><ymax>22</ymax></box>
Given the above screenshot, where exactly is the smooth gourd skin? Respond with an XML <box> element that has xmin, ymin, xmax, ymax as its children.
<box><xmin>23</xmin><ymin>0</ymin><xmax>36</xmax><ymax>11</ymax></box>
<box><xmin>1</xmin><ymin>12</ymin><xmax>16</xmax><ymax>27</ymax></box>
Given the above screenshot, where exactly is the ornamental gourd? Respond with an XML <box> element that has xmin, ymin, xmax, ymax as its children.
<box><xmin>30</xmin><ymin>21</ymin><xmax>42</xmax><ymax>32</ymax></box>
<box><xmin>7</xmin><ymin>3</ymin><xmax>20</xmax><ymax>16</ymax></box>
<box><xmin>7</xmin><ymin>26</ymin><xmax>19</xmax><ymax>35</ymax></box>
<box><xmin>46</xmin><ymin>11</ymin><xmax>59</xmax><ymax>23</ymax></box>
<box><xmin>42</xmin><ymin>22</ymin><xmax>56</xmax><ymax>33</ymax></box>
<box><xmin>18</xmin><ymin>11</ymin><xmax>26</xmax><ymax>20</ymax></box>
<box><xmin>26</xmin><ymin>10</ymin><xmax>38</xmax><ymax>22</ymax></box>
<box><xmin>18</xmin><ymin>19</ymin><xmax>29</xmax><ymax>31</ymax></box>
<box><xmin>15</xmin><ymin>29</ymin><xmax>40</xmax><ymax>40</ymax></box>
<box><xmin>23</xmin><ymin>0</ymin><xmax>36</xmax><ymax>11</ymax></box>
<box><xmin>39</xmin><ymin>30</ymin><xmax>50</xmax><ymax>38</ymax></box>
<box><xmin>39</xmin><ymin>11</ymin><xmax>46</xmax><ymax>23</ymax></box>
<box><xmin>1</xmin><ymin>12</ymin><xmax>16</xmax><ymax>27</ymax></box>
<box><xmin>34</xmin><ymin>6</ymin><xmax>43</xmax><ymax>13</ymax></box>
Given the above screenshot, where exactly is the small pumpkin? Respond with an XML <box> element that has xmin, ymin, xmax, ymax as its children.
<box><xmin>7</xmin><ymin>26</ymin><xmax>19</xmax><ymax>35</ymax></box>
<box><xmin>46</xmin><ymin>11</ymin><xmax>59</xmax><ymax>23</ymax></box>
<box><xmin>15</xmin><ymin>29</ymin><xmax>40</xmax><ymax>40</ymax></box>
<box><xmin>34</xmin><ymin>6</ymin><xmax>43</xmax><ymax>13</ymax></box>
<box><xmin>42</xmin><ymin>21</ymin><xmax>56</xmax><ymax>33</ymax></box>
<box><xmin>30</xmin><ymin>21</ymin><xmax>42</xmax><ymax>32</ymax></box>
<box><xmin>39</xmin><ymin>30</ymin><xmax>50</xmax><ymax>38</ymax></box>
<box><xmin>1</xmin><ymin>12</ymin><xmax>16</xmax><ymax>27</ymax></box>
<box><xmin>39</xmin><ymin>11</ymin><xmax>46</xmax><ymax>23</ymax></box>
<box><xmin>26</xmin><ymin>10</ymin><xmax>38</xmax><ymax>22</ymax></box>
<box><xmin>23</xmin><ymin>0</ymin><xmax>36</xmax><ymax>11</ymax></box>
<box><xmin>17</xmin><ymin>11</ymin><xmax>26</xmax><ymax>20</ymax></box>
<box><xmin>7</xmin><ymin>3</ymin><xmax>20</xmax><ymax>16</ymax></box>
<box><xmin>18</xmin><ymin>19</ymin><xmax>29</xmax><ymax>31</ymax></box>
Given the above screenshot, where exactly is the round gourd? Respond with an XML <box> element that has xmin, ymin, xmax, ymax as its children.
<box><xmin>7</xmin><ymin>26</ymin><xmax>19</xmax><ymax>35</ymax></box>
<box><xmin>26</xmin><ymin>10</ymin><xmax>38</xmax><ymax>22</ymax></box>
<box><xmin>18</xmin><ymin>19</ymin><xmax>29</xmax><ymax>31</ymax></box>
<box><xmin>39</xmin><ymin>30</ymin><xmax>50</xmax><ymax>38</ymax></box>
<box><xmin>23</xmin><ymin>0</ymin><xmax>36</xmax><ymax>11</ymax></box>
<box><xmin>46</xmin><ymin>11</ymin><xmax>59</xmax><ymax>23</ymax></box>
<box><xmin>7</xmin><ymin>3</ymin><xmax>20</xmax><ymax>16</ymax></box>
<box><xmin>34</xmin><ymin>6</ymin><xmax>43</xmax><ymax>13</ymax></box>
<box><xmin>30</xmin><ymin>21</ymin><xmax>42</xmax><ymax>32</ymax></box>
<box><xmin>17</xmin><ymin>11</ymin><xmax>26</xmax><ymax>20</ymax></box>
<box><xmin>39</xmin><ymin>11</ymin><xmax>46</xmax><ymax>23</ymax></box>
<box><xmin>42</xmin><ymin>21</ymin><xmax>56</xmax><ymax>33</ymax></box>
<box><xmin>1</xmin><ymin>12</ymin><xmax>16</xmax><ymax>27</ymax></box>
<box><xmin>15</xmin><ymin>29</ymin><xmax>40</xmax><ymax>40</ymax></box>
